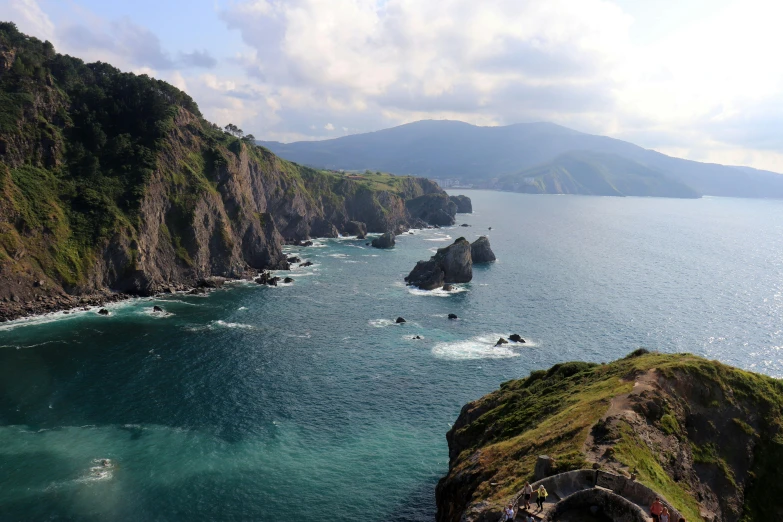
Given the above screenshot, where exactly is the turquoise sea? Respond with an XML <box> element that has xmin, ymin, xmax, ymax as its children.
<box><xmin>1</xmin><ymin>190</ymin><xmax>783</xmax><ymax>521</ymax></box>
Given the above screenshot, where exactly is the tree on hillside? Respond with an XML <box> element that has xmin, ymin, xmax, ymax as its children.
<box><xmin>224</xmin><ymin>123</ymin><xmax>244</xmax><ymax>138</ymax></box>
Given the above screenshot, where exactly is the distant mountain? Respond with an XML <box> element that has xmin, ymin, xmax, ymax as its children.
<box><xmin>496</xmin><ymin>151</ymin><xmax>700</xmax><ymax>198</ymax></box>
<box><xmin>260</xmin><ymin>120</ymin><xmax>783</xmax><ymax>199</ymax></box>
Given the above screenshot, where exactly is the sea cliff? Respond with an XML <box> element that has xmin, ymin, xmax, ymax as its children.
<box><xmin>0</xmin><ymin>23</ymin><xmax>453</xmax><ymax>320</ymax></box>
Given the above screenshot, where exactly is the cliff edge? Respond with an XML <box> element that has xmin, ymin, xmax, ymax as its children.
<box><xmin>437</xmin><ymin>350</ymin><xmax>783</xmax><ymax>522</ymax></box>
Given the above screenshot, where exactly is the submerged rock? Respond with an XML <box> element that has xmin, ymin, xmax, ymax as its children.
<box><xmin>405</xmin><ymin>238</ymin><xmax>472</xmax><ymax>290</ymax></box>
<box><xmin>98</xmin><ymin>308</ymin><xmax>109</xmax><ymax>315</ymax></box>
<box><xmin>509</xmin><ymin>334</ymin><xmax>525</xmax><ymax>343</ymax></box>
<box><xmin>345</xmin><ymin>221</ymin><xmax>368</xmax><ymax>239</ymax></box>
<box><xmin>471</xmin><ymin>236</ymin><xmax>496</xmax><ymax>264</ymax></box>
<box><xmin>443</xmin><ymin>284</ymin><xmax>454</xmax><ymax>291</ymax></box>
<box><xmin>448</xmin><ymin>313</ymin><xmax>458</xmax><ymax>320</ymax></box>
<box><xmin>287</xmin><ymin>256</ymin><xmax>301</xmax><ymax>264</ymax></box>
<box><xmin>283</xmin><ymin>277</ymin><xmax>294</xmax><ymax>283</ymax></box>
<box><xmin>153</xmin><ymin>305</ymin><xmax>163</xmax><ymax>313</ymax></box>
<box><xmin>495</xmin><ymin>337</ymin><xmax>508</xmax><ymax>346</ymax></box>
<box><xmin>449</xmin><ymin>195</ymin><xmax>473</xmax><ymax>213</ymax></box>
<box><xmin>300</xmin><ymin>261</ymin><xmax>314</xmax><ymax>267</ymax></box>
<box><xmin>372</xmin><ymin>232</ymin><xmax>396</xmax><ymax>249</ymax></box>
<box><xmin>396</xmin><ymin>317</ymin><xmax>406</xmax><ymax>324</ymax></box>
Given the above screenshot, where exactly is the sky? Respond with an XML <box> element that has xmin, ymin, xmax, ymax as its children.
<box><xmin>2</xmin><ymin>0</ymin><xmax>782</xmax><ymax>172</ymax></box>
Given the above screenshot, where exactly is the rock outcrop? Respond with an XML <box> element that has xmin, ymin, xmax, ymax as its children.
<box><xmin>436</xmin><ymin>351</ymin><xmax>783</xmax><ymax>522</ymax></box>
<box><xmin>405</xmin><ymin>193</ymin><xmax>458</xmax><ymax>226</ymax></box>
<box><xmin>405</xmin><ymin>238</ymin><xmax>472</xmax><ymax>290</ymax></box>
<box><xmin>470</xmin><ymin>236</ymin><xmax>496</xmax><ymax>263</ymax></box>
<box><xmin>449</xmin><ymin>195</ymin><xmax>473</xmax><ymax>213</ymax></box>
<box><xmin>371</xmin><ymin>232</ymin><xmax>396</xmax><ymax>249</ymax></box>
<box><xmin>345</xmin><ymin>220</ymin><xmax>368</xmax><ymax>239</ymax></box>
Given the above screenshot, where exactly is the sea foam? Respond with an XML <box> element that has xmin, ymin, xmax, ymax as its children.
<box><xmin>432</xmin><ymin>333</ymin><xmax>522</xmax><ymax>360</ymax></box>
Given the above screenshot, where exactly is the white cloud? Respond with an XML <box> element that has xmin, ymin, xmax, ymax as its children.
<box><xmin>5</xmin><ymin>0</ymin><xmax>783</xmax><ymax>172</ymax></box>
<box><xmin>0</xmin><ymin>0</ymin><xmax>55</xmax><ymax>42</ymax></box>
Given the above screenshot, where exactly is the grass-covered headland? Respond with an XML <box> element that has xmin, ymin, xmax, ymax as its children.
<box><xmin>436</xmin><ymin>350</ymin><xmax>783</xmax><ymax>522</ymax></box>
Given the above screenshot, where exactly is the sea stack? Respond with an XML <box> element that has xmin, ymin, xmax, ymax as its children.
<box><xmin>471</xmin><ymin>236</ymin><xmax>496</xmax><ymax>263</ymax></box>
<box><xmin>405</xmin><ymin>238</ymin><xmax>472</xmax><ymax>290</ymax></box>
<box><xmin>372</xmin><ymin>232</ymin><xmax>396</xmax><ymax>249</ymax></box>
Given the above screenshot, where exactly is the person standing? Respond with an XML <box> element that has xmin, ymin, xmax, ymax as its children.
<box><xmin>503</xmin><ymin>503</ymin><xmax>515</xmax><ymax>521</ymax></box>
<box><xmin>650</xmin><ymin>498</ymin><xmax>664</xmax><ymax>522</ymax></box>
<box><xmin>660</xmin><ymin>507</ymin><xmax>671</xmax><ymax>522</ymax></box>
<box><xmin>522</xmin><ymin>482</ymin><xmax>533</xmax><ymax>510</ymax></box>
<box><xmin>536</xmin><ymin>485</ymin><xmax>548</xmax><ymax>510</ymax></box>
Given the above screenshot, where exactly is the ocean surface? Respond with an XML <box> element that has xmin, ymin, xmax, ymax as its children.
<box><xmin>1</xmin><ymin>190</ymin><xmax>782</xmax><ymax>521</ymax></box>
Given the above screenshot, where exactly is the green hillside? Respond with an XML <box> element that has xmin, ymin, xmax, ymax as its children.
<box><xmin>495</xmin><ymin>151</ymin><xmax>701</xmax><ymax>198</ymax></box>
<box><xmin>261</xmin><ymin>120</ymin><xmax>783</xmax><ymax>198</ymax></box>
<box><xmin>436</xmin><ymin>350</ymin><xmax>783</xmax><ymax>521</ymax></box>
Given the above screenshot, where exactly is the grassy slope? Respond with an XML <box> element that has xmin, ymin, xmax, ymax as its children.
<box><xmin>497</xmin><ymin>151</ymin><xmax>701</xmax><ymax>198</ymax></box>
<box><xmin>443</xmin><ymin>351</ymin><xmax>783</xmax><ymax>521</ymax></box>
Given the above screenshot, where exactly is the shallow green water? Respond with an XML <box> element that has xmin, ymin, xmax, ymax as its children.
<box><xmin>1</xmin><ymin>191</ymin><xmax>782</xmax><ymax>520</ymax></box>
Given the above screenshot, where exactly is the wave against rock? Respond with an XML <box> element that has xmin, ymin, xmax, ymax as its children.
<box><xmin>405</xmin><ymin>237</ymin><xmax>472</xmax><ymax>290</ymax></box>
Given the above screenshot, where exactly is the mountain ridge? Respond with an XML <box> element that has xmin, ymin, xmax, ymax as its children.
<box><xmin>260</xmin><ymin>120</ymin><xmax>783</xmax><ymax>199</ymax></box>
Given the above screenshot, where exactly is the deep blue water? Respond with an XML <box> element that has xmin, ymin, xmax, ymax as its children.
<box><xmin>1</xmin><ymin>190</ymin><xmax>782</xmax><ymax>521</ymax></box>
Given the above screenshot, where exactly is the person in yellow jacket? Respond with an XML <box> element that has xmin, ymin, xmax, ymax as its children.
<box><xmin>536</xmin><ymin>485</ymin><xmax>548</xmax><ymax>510</ymax></box>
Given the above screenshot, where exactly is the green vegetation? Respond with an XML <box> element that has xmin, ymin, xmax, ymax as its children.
<box><xmin>0</xmin><ymin>22</ymin><xmax>203</xmax><ymax>285</ymax></box>
<box><xmin>443</xmin><ymin>351</ymin><xmax>783</xmax><ymax>521</ymax></box>
<box><xmin>495</xmin><ymin>151</ymin><xmax>701</xmax><ymax>198</ymax></box>
<box><xmin>0</xmin><ymin>23</ymin><xmax>429</xmax><ymax>291</ymax></box>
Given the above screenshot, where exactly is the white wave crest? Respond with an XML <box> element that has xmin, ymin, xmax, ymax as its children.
<box><xmin>432</xmin><ymin>333</ymin><xmax>522</xmax><ymax>360</ymax></box>
<box><xmin>369</xmin><ymin>318</ymin><xmax>396</xmax><ymax>328</ymax></box>
<box><xmin>407</xmin><ymin>285</ymin><xmax>467</xmax><ymax>297</ymax></box>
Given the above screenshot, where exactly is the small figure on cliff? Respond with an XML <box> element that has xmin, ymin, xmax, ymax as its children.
<box><xmin>522</xmin><ymin>481</ymin><xmax>533</xmax><ymax>510</ymax></box>
<box><xmin>660</xmin><ymin>507</ymin><xmax>671</xmax><ymax>522</ymax></box>
<box><xmin>503</xmin><ymin>503</ymin><xmax>515</xmax><ymax>521</ymax></box>
<box><xmin>536</xmin><ymin>485</ymin><xmax>547</xmax><ymax>510</ymax></box>
<box><xmin>650</xmin><ymin>498</ymin><xmax>664</xmax><ymax>522</ymax></box>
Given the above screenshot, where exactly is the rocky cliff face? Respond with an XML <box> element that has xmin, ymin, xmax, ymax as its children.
<box><xmin>406</xmin><ymin>193</ymin><xmax>459</xmax><ymax>226</ymax></box>
<box><xmin>405</xmin><ymin>237</ymin><xmax>472</xmax><ymax>289</ymax></box>
<box><xmin>0</xmin><ymin>24</ymin><xmax>450</xmax><ymax>320</ymax></box>
<box><xmin>436</xmin><ymin>351</ymin><xmax>783</xmax><ymax>522</ymax></box>
<box><xmin>450</xmin><ymin>195</ymin><xmax>473</xmax><ymax>213</ymax></box>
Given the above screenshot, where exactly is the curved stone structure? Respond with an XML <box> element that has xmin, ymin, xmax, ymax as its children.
<box><xmin>510</xmin><ymin>469</ymin><xmax>682</xmax><ymax>522</ymax></box>
<box><xmin>545</xmin><ymin>488</ymin><xmax>648</xmax><ymax>522</ymax></box>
